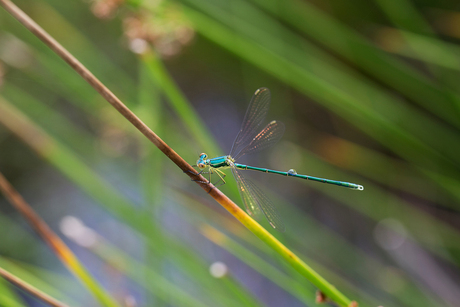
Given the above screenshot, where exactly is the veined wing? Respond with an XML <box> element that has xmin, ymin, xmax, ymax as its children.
<box><xmin>231</xmin><ymin>165</ymin><xmax>285</xmax><ymax>231</ymax></box>
<box><xmin>230</xmin><ymin>88</ymin><xmax>271</xmax><ymax>158</ymax></box>
<box><xmin>233</xmin><ymin>120</ymin><xmax>285</xmax><ymax>160</ymax></box>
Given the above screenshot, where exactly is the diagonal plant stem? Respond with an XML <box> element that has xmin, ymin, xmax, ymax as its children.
<box><xmin>0</xmin><ymin>266</ymin><xmax>70</xmax><ymax>307</ymax></box>
<box><xmin>0</xmin><ymin>172</ymin><xmax>120</xmax><ymax>307</ymax></box>
<box><xmin>0</xmin><ymin>0</ymin><xmax>355</xmax><ymax>305</ymax></box>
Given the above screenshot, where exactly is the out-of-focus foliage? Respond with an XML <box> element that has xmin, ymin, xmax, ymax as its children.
<box><xmin>0</xmin><ymin>0</ymin><xmax>460</xmax><ymax>306</ymax></box>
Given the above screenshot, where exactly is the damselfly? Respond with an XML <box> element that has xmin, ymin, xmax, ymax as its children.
<box><xmin>195</xmin><ymin>88</ymin><xmax>363</xmax><ymax>231</ymax></box>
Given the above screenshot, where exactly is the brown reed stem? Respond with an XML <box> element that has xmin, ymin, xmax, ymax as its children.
<box><xmin>0</xmin><ymin>0</ymin><xmax>197</xmax><ymax>180</ymax></box>
<box><xmin>0</xmin><ymin>266</ymin><xmax>70</xmax><ymax>307</ymax></box>
<box><xmin>0</xmin><ymin>0</ymin><xmax>240</xmax><ymax>239</ymax></box>
<box><xmin>0</xmin><ymin>171</ymin><xmax>120</xmax><ymax>307</ymax></box>
<box><xmin>0</xmin><ymin>172</ymin><xmax>69</xmax><ymax>263</ymax></box>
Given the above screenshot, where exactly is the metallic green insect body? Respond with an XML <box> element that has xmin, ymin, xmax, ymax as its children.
<box><xmin>196</xmin><ymin>88</ymin><xmax>363</xmax><ymax>231</ymax></box>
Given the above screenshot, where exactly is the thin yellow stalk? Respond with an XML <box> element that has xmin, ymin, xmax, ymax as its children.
<box><xmin>0</xmin><ymin>266</ymin><xmax>70</xmax><ymax>307</ymax></box>
<box><xmin>0</xmin><ymin>0</ymin><xmax>356</xmax><ymax>305</ymax></box>
<box><xmin>0</xmin><ymin>172</ymin><xmax>120</xmax><ymax>307</ymax></box>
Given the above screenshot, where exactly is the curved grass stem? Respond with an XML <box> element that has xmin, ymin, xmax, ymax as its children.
<box><xmin>0</xmin><ymin>172</ymin><xmax>120</xmax><ymax>307</ymax></box>
<box><xmin>0</xmin><ymin>266</ymin><xmax>70</xmax><ymax>307</ymax></box>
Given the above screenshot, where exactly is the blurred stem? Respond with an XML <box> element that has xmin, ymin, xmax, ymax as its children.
<box><xmin>381</xmin><ymin>28</ymin><xmax>460</xmax><ymax>71</ymax></box>
<box><xmin>0</xmin><ymin>172</ymin><xmax>120</xmax><ymax>307</ymax></box>
<box><xmin>138</xmin><ymin>59</ymin><xmax>165</xmax><ymax>306</ymax></box>
<box><xmin>0</xmin><ymin>1</ymin><xmax>356</xmax><ymax>305</ymax></box>
<box><xmin>0</xmin><ymin>279</ymin><xmax>25</xmax><ymax>307</ymax></box>
<box><xmin>374</xmin><ymin>0</ymin><xmax>460</xmax><ymax>107</ymax></box>
<box><xmin>199</xmin><ymin>225</ymin><xmax>316</xmax><ymax>305</ymax></box>
<box><xmin>140</xmin><ymin>51</ymin><xmax>221</xmax><ymax>157</ymax></box>
<box><xmin>373</xmin><ymin>0</ymin><xmax>434</xmax><ymax>35</ymax></box>
<box><xmin>0</xmin><ymin>256</ymin><xmax>80</xmax><ymax>307</ymax></box>
<box><xmin>249</xmin><ymin>0</ymin><xmax>460</xmax><ymax>126</ymax></box>
<box><xmin>0</xmin><ymin>276</ymin><xmax>24</xmax><ymax>307</ymax></box>
<box><xmin>0</xmin><ymin>266</ymin><xmax>69</xmax><ymax>307</ymax></box>
<box><xmin>79</xmin><ymin>233</ymin><xmax>210</xmax><ymax>307</ymax></box>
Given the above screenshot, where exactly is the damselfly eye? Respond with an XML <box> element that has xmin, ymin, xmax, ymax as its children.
<box><xmin>199</xmin><ymin>153</ymin><xmax>207</xmax><ymax>159</ymax></box>
<box><xmin>198</xmin><ymin>163</ymin><xmax>205</xmax><ymax>168</ymax></box>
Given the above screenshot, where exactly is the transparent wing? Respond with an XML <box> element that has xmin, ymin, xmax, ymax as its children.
<box><xmin>233</xmin><ymin>120</ymin><xmax>285</xmax><ymax>160</ymax></box>
<box><xmin>231</xmin><ymin>166</ymin><xmax>262</xmax><ymax>218</ymax></box>
<box><xmin>231</xmin><ymin>165</ymin><xmax>285</xmax><ymax>231</ymax></box>
<box><xmin>230</xmin><ymin>88</ymin><xmax>271</xmax><ymax>158</ymax></box>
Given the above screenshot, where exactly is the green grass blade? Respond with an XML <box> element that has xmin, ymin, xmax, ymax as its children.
<box><xmin>248</xmin><ymin>0</ymin><xmax>460</xmax><ymax>126</ymax></box>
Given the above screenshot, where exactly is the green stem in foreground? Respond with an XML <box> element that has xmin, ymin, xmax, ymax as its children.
<box><xmin>213</xmin><ymin>191</ymin><xmax>353</xmax><ymax>306</ymax></box>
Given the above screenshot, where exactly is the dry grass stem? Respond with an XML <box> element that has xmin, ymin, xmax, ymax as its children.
<box><xmin>0</xmin><ymin>266</ymin><xmax>70</xmax><ymax>307</ymax></box>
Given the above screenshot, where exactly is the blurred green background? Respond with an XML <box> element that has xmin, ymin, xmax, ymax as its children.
<box><xmin>1</xmin><ymin>0</ymin><xmax>460</xmax><ymax>306</ymax></box>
